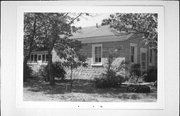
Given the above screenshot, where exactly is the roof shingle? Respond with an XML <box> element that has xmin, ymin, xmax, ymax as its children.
<box><xmin>70</xmin><ymin>25</ymin><xmax>134</xmax><ymax>43</ymax></box>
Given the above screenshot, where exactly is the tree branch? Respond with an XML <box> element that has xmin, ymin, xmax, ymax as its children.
<box><xmin>63</xmin><ymin>13</ymin><xmax>69</xmax><ymax>18</ymax></box>
<box><xmin>68</xmin><ymin>13</ymin><xmax>82</xmax><ymax>25</ymax></box>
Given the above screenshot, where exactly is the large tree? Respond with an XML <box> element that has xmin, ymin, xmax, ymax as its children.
<box><xmin>40</xmin><ymin>13</ymin><xmax>88</xmax><ymax>85</ymax></box>
<box><xmin>24</xmin><ymin>13</ymin><xmax>89</xmax><ymax>84</ymax></box>
<box><xmin>24</xmin><ymin>13</ymin><xmax>44</xmax><ymax>81</ymax></box>
<box><xmin>101</xmin><ymin>13</ymin><xmax>158</xmax><ymax>50</ymax></box>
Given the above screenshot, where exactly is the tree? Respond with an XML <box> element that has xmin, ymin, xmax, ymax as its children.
<box><xmin>24</xmin><ymin>13</ymin><xmax>89</xmax><ymax>85</ymax></box>
<box><xmin>23</xmin><ymin>13</ymin><xmax>44</xmax><ymax>81</ymax></box>
<box><xmin>40</xmin><ymin>13</ymin><xmax>89</xmax><ymax>85</ymax></box>
<box><xmin>61</xmin><ymin>39</ymin><xmax>87</xmax><ymax>91</ymax></box>
<box><xmin>101</xmin><ymin>13</ymin><xmax>158</xmax><ymax>50</ymax></box>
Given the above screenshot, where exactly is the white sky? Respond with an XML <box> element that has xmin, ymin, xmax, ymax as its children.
<box><xmin>73</xmin><ymin>13</ymin><xmax>110</xmax><ymax>27</ymax></box>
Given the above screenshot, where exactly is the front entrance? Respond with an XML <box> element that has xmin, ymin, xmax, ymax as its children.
<box><xmin>140</xmin><ymin>48</ymin><xmax>147</xmax><ymax>71</ymax></box>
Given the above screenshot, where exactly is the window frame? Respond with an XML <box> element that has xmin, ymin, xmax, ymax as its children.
<box><xmin>92</xmin><ymin>44</ymin><xmax>103</xmax><ymax>66</ymax></box>
<box><xmin>130</xmin><ymin>43</ymin><xmax>137</xmax><ymax>63</ymax></box>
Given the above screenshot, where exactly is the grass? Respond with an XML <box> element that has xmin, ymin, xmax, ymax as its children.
<box><xmin>23</xmin><ymin>77</ymin><xmax>157</xmax><ymax>102</ymax></box>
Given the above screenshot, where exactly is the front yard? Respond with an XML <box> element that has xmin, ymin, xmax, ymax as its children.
<box><xmin>24</xmin><ymin>78</ymin><xmax>157</xmax><ymax>102</ymax></box>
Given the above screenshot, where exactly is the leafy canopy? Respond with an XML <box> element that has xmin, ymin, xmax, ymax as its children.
<box><xmin>101</xmin><ymin>13</ymin><xmax>158</xmax><ymax>50</ymax></box>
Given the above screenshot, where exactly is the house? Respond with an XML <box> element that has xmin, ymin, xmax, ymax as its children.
<box><xmin>28</xmin><ymin>25</ymin><xmax>157</xmax><ymax>79</ymax></box>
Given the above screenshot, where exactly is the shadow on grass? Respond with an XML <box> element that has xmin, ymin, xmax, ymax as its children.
<box><xmin>24</xmin><ymin>77</ymin><xmax>128</xmax><ymax>95</ymax></box>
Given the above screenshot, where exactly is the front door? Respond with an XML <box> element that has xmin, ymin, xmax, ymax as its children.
<box><xmin>140</xmin><ymin>48</ymin><xmax>147</xmax><ymax>71</ymax></box>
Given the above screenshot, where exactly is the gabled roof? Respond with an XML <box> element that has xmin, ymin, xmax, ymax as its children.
<box><xmin>70</xmin><ymin>25</ymin><xmax>134</xmax><ymax>43</ymax></box>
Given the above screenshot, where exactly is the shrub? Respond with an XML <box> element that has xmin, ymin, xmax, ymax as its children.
<box><xmin>127</xmin><ymin>64</ymin><xmax>142</xmax><ymax>83</ymax></box>
<box><xmin>23</xmin><ymin>64</ymin><xmax>33</xmax><ymax>81</ymax></box>
<box><xmin>126</xmin><ymin>85</ymin><xmax>151</xmax><ymax>93</ymax></box>
<box><xmin>94</xmin><ymin>69</ymin><xmax>124</xmax><ymax>88</ymax></box>
<box><xmin>130</xmin><ymin>64</ymin><xmax>141</xmax><ymax>76</ymax></box>
<box><xmin>94</xmin><ymin>48</ymin><xmax>126</xmax><ymax>88</ymax></box>
<box><xmin>144</xmin><ymin>67</ymin><xmax>157</xmax><ymax>82</ymax></box>
<box><xmin>39</xmin><ymin>62</ymin><xmax>66</xmax><ymax>81</ymax></box>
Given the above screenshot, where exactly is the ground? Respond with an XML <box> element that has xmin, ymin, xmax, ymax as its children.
<box><xmin>24</xmin><ymin>78</ymin><xmax>157</xmax><ymax>102</ymax></box>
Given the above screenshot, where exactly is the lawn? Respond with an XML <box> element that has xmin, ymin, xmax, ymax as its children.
<box><xmin>23</xmin><ymin>78</ymin><xmax>157</xmax><ymax>102</ymax></box>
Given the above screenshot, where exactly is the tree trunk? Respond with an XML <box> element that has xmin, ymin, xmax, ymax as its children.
<box><xmin>23</xmin><ymin>56</ymin><xmax>29</xmax><ymax>82</ymax></box>
<box><xmin>70</xmin><ymin>65</ymin><xmax>73</xmax><ymax>91</ymax></box>
<box><xmin>48</xmin><ymin>49</ymin><xmax>54</xmax><ymax>85</ymax></box>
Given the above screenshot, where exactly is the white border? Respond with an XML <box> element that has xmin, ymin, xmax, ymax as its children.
<box><xmin>16</xmin><ymin>5</ymin><xmax>164</xmax><ymax>109</ymax></box>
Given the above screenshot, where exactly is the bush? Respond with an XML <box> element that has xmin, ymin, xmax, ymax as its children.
<box><xmin>126</xmin><ymin>85</ymin><xmax>151</xmax><ymax>93</ymax></box>
<box><xmin>94</xmin><ymin>69</ymin><xmax>124</xmax><ymax>88</ymax></box>
<box><xmin>23</xmin><ymin>64</ymin><xmax>33</xmax><ymax>81</ymax></box>
<box><xmin>130</xmin><ymin>64</ymin><xmax>141</xmax><ymax>76</ymax></box>
<box><xmin>144</xmin><ymin>67</ymin><xmax>157</xmax><ymax>82</ymax></box>
<box><xmin>40</xmin><ymin>62</ymin><xmax>66</xmax><ymax>80</ymax></box>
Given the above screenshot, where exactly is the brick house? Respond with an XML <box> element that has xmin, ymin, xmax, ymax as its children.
<box><xmin>28</xmin><ymin>25</ymin><xmax>157</xmax><ymax>79</ymax></box>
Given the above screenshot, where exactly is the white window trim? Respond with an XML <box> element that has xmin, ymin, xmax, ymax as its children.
<box><xmin>130</xmin><ymin>43</ymin><xmax>137</xmax><ymax>64</ymax></box>
<box><xmin>28</xmin><ymin>52</ymin><xmax>48</xmax><ymax>64</ymax></box>
<box><xmin>91</xmin><ymin>44</ymin><xmax>103</xmax><ymax>66</ymax></box>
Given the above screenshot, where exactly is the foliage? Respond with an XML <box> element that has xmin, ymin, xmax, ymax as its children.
<box><xmin>130</xmin><ymin>64</ymin><xmax>141</xmax><ymax>76</ymax></box>
<box><xmin>144</xmin><ymin>67</ymin><xmax>157</xmax><ymax>82</ymax></box>
<box><xmin>61</xmin><ymin>41</ymin><xmax>88</xmax><ymax>90</ymax></box>
<box><xmin>101</xmin><ymin>13</ymin><xmax>158</xmax><ymax>50</ymax></box>
<box><xmin>127</xmin><ymin>64</ymin><xmax>146</xmax><ymax>83</ymax></box>
<box><xmin>24</xmin><ymin>13</ymin><xmax>90</xmax><ymax>84</ymax></box>
<box><xmin>39</xmin><ymin>62</ymin><xmax>66</xmax><ymax>81</ymax></box>
<box><xmin>94</xmin><ymin>48</ymin><xmax>126</xmax><ymax>88</ymax></box>
<box><xmin>23</xmin><ymin>64</ymin><xmax>33</xmax><ymax>81</ymax></box>
<box><xmin>126</xmin><ymin>85</ymin><xmax>151</xmax><ymax>93</ymax></box>
<box><xmin>94</xmin><ymin>69</ymin><xmax>124</xmax><ymax>88</ymax></box>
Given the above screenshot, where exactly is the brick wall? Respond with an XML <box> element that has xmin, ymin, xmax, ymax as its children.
<box><xmin>64</xmin><ymin>40</ymin><xmax>127</xmax><ymax>80</ymax></box>
<box><xmin>28</xmin><ymin>33</ymin><xmax>157</xmax><ymax>79</ymax></box>
<box><xmin>65</xmin><ymin>57</ymin><xmax>125</xmax><ymax>80</ymax></box>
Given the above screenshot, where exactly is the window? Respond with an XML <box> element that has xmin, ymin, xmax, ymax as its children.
<box><xmin>34</xmin><ymin>55</ymin><xmax>37</xmax><ymax>62</ymax></box>
<box><xmin>92</xmin><ymin>44</ymin><xmax>102</xmax><ymax>65</ymax></box>
<box><xmin>46</xmin><ymin>54</ymin><xmax>48</xmax><ymax>61</ymax></box>
<box><xmin>29</xmin><ymin>52</ymin><xmax>48</xmax><ymax>63</ymax></box>
<box><xmin>30</xmin><ymin>54</ymin><xmax>34</xmax><ymax>62</ymax></box>
<box><xmin>42</xmin><ymin>54</ymin><xmax>45</xmax><ymax>62</ymax></box>
<box><xmin>130</xmin><ymin>46</ymin><xmax>135</xmax><ymax>63</ymax></box>
<box><xmin>95</xmin><ymin>47</ymin><xmax>101</xmax><ymax>63</ymax></box>
<box><xmin>38</xmin><ymin>55</ymin><xmax>41</xmax><ymax>61</ymax></box>
<box><xmin>130</xmin><ymin>43</ymin><xmax>137</xmax><ymax>63</ymax></box>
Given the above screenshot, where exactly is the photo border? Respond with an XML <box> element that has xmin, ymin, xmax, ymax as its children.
<box><xmin>16</xmin><ymin>5</ymin><xmax>164</xmax><ymax>109</ymax></box>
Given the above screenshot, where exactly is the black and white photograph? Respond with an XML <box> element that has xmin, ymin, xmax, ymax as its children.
<box><xmin>1</xmin><ymin>1</ymin><xmax>179</xmax><ymax>116</ymax></box>
<box><xmin>23</xmin><ymin>12</ymin><xmax>158</xmax><ymax>102</ymax></box>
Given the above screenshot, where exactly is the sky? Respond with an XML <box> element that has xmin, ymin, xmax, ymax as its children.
<box><xmin>73</xmin><ymin>13</ymin><xmax>110</xmax><ymax>27</ymax></box>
